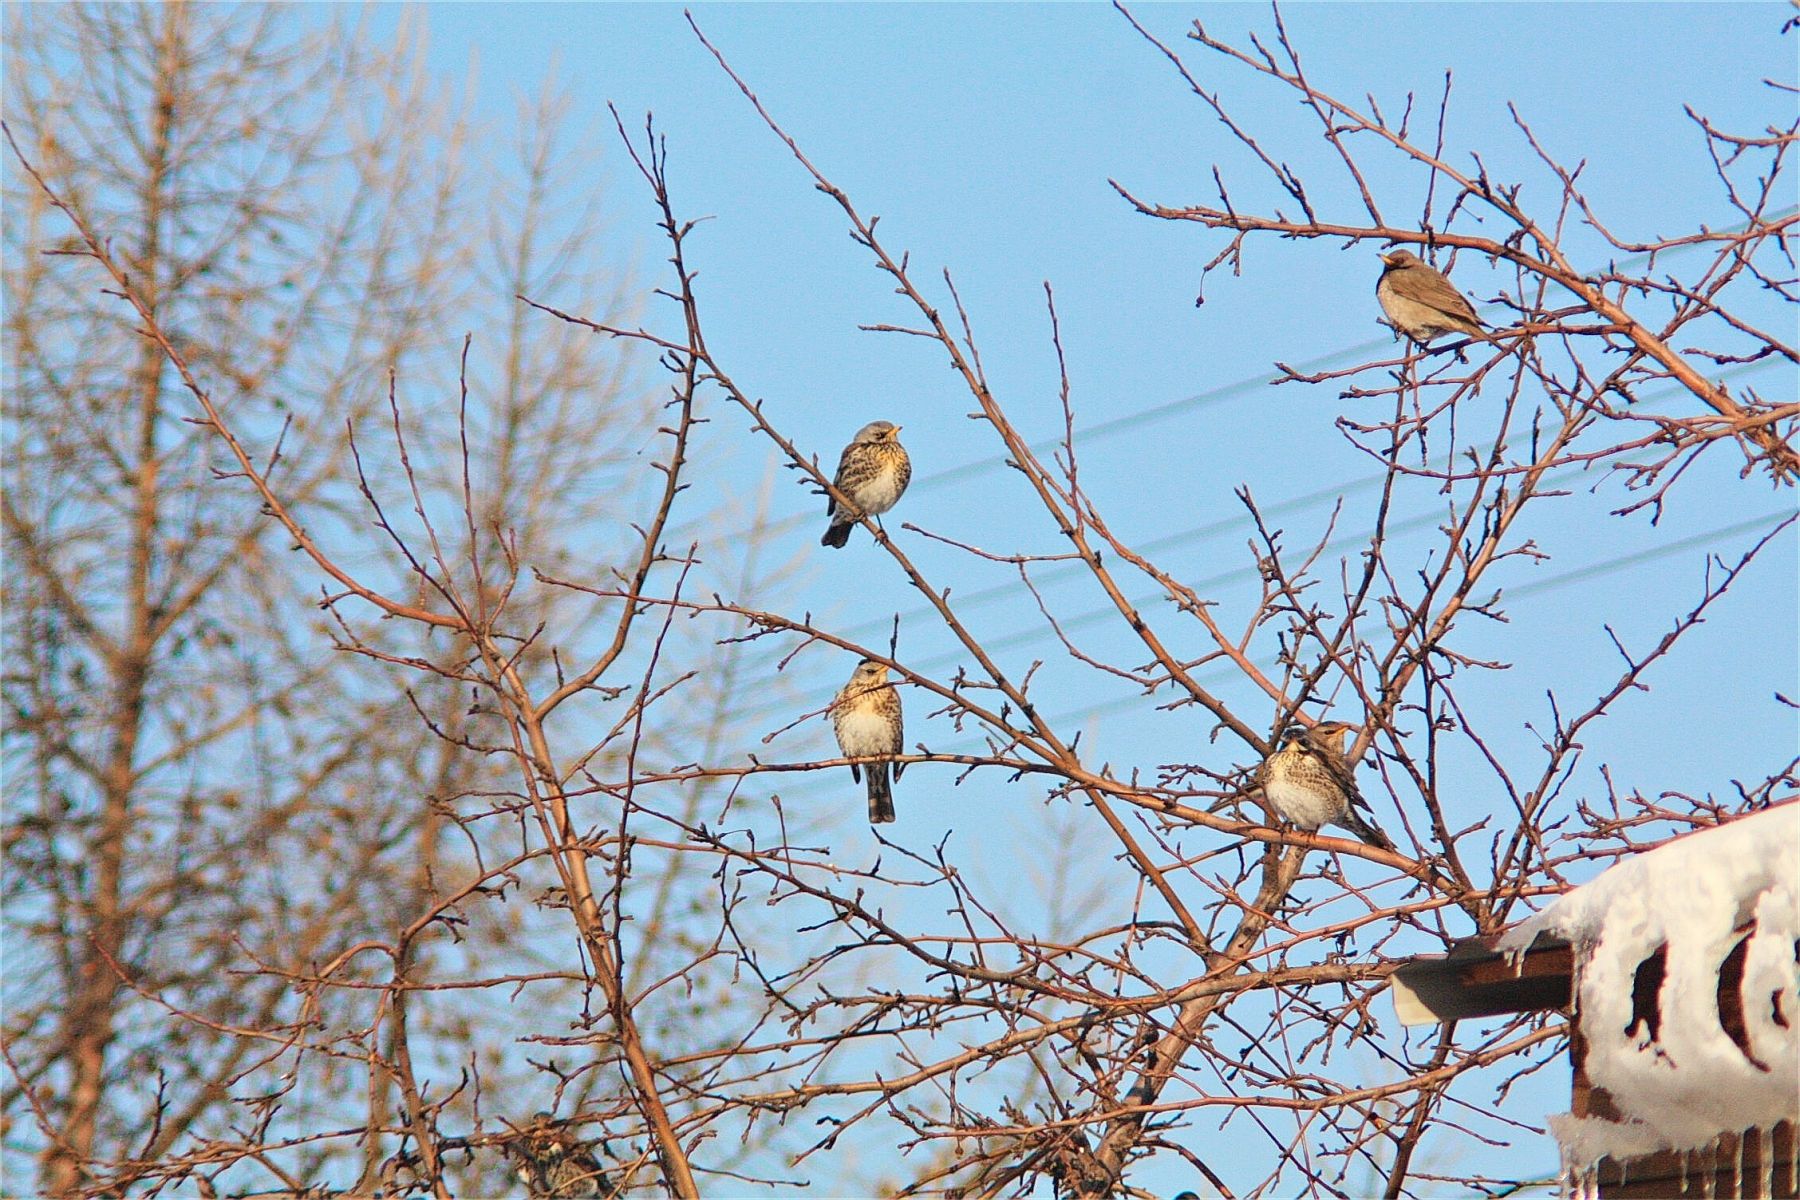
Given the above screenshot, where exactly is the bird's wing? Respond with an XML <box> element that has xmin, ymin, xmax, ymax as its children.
<box><xmin>838</xmin><ymin>445</ymin><xmax>882</xmax><ymax>491</ymax></box>
<box><xmin>827</xmin><ymin>444</ymin><xmax>860</xmax><ymax>516</ymax></box>
<box><xmin>1304</xmin><ymin>736</ymin><xmax>1394</xmax><ymax>847</ymax></box>
<box><xmin>1303</xmin><ymin>731</ymin><xmax>1368</xmax><ymax>810</ymax></box>
<box><xmin>888</xmin><ymin>684</ymin><xmax>906</xmax><ymax>779</ymax></box>
<box><xmin>1394</xmin><ymin>267</ymin><xmax>1482</xmax><ymax>325</ymax></box>
<box><xmin>1339</xmin><ymin>801</ymin><xmax>1393</xmax><ymax>850</ymax></box>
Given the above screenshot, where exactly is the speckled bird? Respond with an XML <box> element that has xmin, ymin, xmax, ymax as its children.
<box><xmin>1257</xmin><ymin>720</ymin><xmax>1391</xmax><ymax>848</ymax></box>
<box><xmin>503</xmin><ymin>1112</ymin><xmax>612</xmax><ymax>1199</ymax></box>
<box><xmin>1377</xmin><ymin>249</ymin><xmax>1489</xmax><ymax>343</ymax></box>
<box><xmin>831</xmin><ymin>658</ymin><xmax>905</xmax><ymax>824</ymax></box>
<box><xmin>821</xmin><ymin>420</ymin><xmax>911</xmax><ymax>548</ymax></box>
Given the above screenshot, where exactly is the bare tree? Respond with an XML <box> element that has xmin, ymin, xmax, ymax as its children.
<box><xmin>6</xmin><ymin>4</ymin><xmax>1792</xmax><ymax>1198</ymax></box>
<box><xmin>513</xmin><ymin>10</ymin><xmax>1794</xmax><ymax>1197</ymax></box>
<box><xmin>0</xmin><ymin>5</ymin><xmax>797</xmax><ymax>1194</ymax></box>
<box><xmin>3</xmin><ymin>7</ymin><xmax>464</xmax><ymax>1191</ymax></box>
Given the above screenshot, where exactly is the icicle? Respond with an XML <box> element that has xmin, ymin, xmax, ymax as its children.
<box><xmin>1679</xmin><ymin>1147</ymin><xmax>1690</xmax><ymax>1194</ymax></box>
<box><xmin>1757</xmin><ymin>1124</ymin><xmax>1772</xmax><ymax>1200</ymax></box>
<box><xmin>1699</xmin><ymin>1136</ymin><xmax>1717</xmax><ymax>1200</ymax></box>
<box><xmin>1732</xmin><ymin>1128</ymin><xmax>1743</xmax><ymax>1199</ymax></box>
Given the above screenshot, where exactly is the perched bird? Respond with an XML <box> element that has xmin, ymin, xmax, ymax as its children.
<box><xmin>1257</xmin><ymin>720</ymin><xmax>1392</xmax><ymax>849</ymax></box>
<box><xmin>1041</xmin><ymin>1128</ymin><xmax>1108</xmax><ymax>1199</ymax></box>
<box><xmin>831</xmin><ymin>658</ymin><xmax>905</xmax><ymax>824</ymax></box>
<box><xmin>1376</xmin><ymin>249</ymin><xmax>1489</xmax><ymax>343</ymax></box>
<box><xmin>821</xmin><ymin>420</ymin><xmax>911</xmax><ymax>548</ymax></box>
<box><xmin>502</xmin><ymin>1112</ymin><xmax>612</xmax><ymax>1199</ymax></box>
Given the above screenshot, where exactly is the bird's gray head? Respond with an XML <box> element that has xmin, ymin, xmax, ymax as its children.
<box><xmin>1380</xmin><ymin>249</ymin><xmax>1424</xmax><ymax>269</ymax></box>
<box><xmin>1279</xmin><ymin>720</ymin><xmax>1356</xmax><ymax>747</ymax></box>
<box><xmin>852</xmin><ymin>420</ymin><xmax>902</xmax><ymax>444</ymax></box>
<box><xmin>851</xmin><ymin>658</ymin><xmax>890</xmax><ymax>681</ymax></box>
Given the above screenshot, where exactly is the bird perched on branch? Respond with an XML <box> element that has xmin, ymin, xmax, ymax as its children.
<box><xmin>501</xmin><ymin>1112</ymin><xmax>612</xmax><ymax>1199</ymax></box>
<box><xmin>1257</xmin><ymin>720</ymin><xmax>1392</xmax><ymax>849</ymax></box>
<box><xmin>1376</xmin><ymin>249</ymin><xmax>1489</xmax><ymax>343</ymax></box>
<box><xmin>831</xmin><ymin>658</ymin><xmax>905</xmax><ymax>824</ymax></box>
<box><xmin>1041</xmin><ymin>1128</ymin><xmax>1110</xmax><ymax>1199</ymax></box>
<box><xmin>821</xmin><ymin>420</ymin><xmax>911</xmax><ymax>548</ymax></box>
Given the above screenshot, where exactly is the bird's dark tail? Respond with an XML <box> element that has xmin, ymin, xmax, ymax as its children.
<box><xmin>821</xmin><ymin>521</ymin><xmax>851</xmax><ymax>548</ymax></box>
<box><xmin>866</xmin><ymin>762</ymin><xmax>895</xmax><ymax>824</ymax></box>
<box><xmin>1341</xmin><ymin>804</ymin><xmax>1392</xmax><ymax>851</ymax></box>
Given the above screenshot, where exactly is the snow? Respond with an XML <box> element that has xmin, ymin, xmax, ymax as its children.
<box><xmin>1500</xmin><ymin>803</ymin><xmax>1799</xmax><ymax>1176</ymax></box>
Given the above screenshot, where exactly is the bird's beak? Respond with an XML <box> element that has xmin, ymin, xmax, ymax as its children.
<box><xmin>891</xmin><ymin>426</ymin><xmax>903</xmax><ymax>436</ymax></box>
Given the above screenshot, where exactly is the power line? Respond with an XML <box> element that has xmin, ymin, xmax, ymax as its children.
<box><xmin>664</xmin><ymin>218</ymin><xmax>1794</xmax><ymax>548</ymax></box>
<box><xmin>638</xmin><ymin>221</ymin><xmax>1796</xmax><ymax>742</ymax></box>
<box><xmin>970</xmin><ymin>508</ymin><xmax>1793</xmax><ymax>746</ymax></box>
<box><xmin>836</xmin><ymin>468</ymin><xmax>1395</xmax><ymax>644</ymax></box>
<box><xmin>733</xmin><ymin>509</ymin><xmax>1793</xmax><ymax>798</ymax></box>
<box><xmin>706</xmin><ymin>498</ymin><xmax>1795</xmax><ymax>744</ymax></box>
<box><xmin>826</xmin><ymin>357</ymin><xmax>1768</xmax><ymax>643</ymax></box>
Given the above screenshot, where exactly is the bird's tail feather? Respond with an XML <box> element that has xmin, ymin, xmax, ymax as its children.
<box><xmin>821</xmin><ymin>521</ymin><xmax>851</xmax><ymax>548</ymax></box>
<box><xmin>866</xmin><ymin>762</ymin><xmax>895</xmax><ymax>824</ymax></box>
<box><xmin>1341</xmin><ymin>804</ymin><xmax>1392</xmax><ymax>850</ymax></box>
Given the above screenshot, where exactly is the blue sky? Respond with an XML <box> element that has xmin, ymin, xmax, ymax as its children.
<box><xmin>385</xmin><ymin>0</ymin><xmax>1795</xmax><ymax>837</ymax></box>
<box><xmin>341</xmin><ymin>4</ymin><xmax>1794</xmax><ymax>1193</ymax></box>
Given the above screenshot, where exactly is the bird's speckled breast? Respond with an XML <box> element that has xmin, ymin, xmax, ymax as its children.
<box><xmin>834</xmin><ymin>704</ymin><xmax>898</xmax><ymax>755</ymax></box>
<box><xmin>848</xmin><ymin>449</ymin><xmax>909</xmax><ymax>516</ymax></box>
<box><xmin>1263</xmin><ymin>755</ymin><xmax>1341</xmax><ymax>830</ymax></box>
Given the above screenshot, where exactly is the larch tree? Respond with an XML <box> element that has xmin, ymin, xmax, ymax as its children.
<box><xmin>5</xmin><ymin>6</ymin><xmax>796</xmax><ymax>1196</ymax></box>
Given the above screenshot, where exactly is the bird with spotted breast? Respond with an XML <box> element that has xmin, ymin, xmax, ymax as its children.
<box><xmin>831</xmin><ymin>658</ymin><xmax>905</xmax><ymax>824</ymax></box>
<box><xmin>821</xmin><ymin>420</ymin><xmax>911</xmax><ymax>548</ymax></box>
<box><xmin>1376</xmin><ymin>249</ymin><xmax>1490</xmax><ymax>344</ymax></box>
<box><xmin>1256</xmin><ymin>720</ymin><xmax>1392</xmax><ymax>849</ymax></box>
<box><xmin>502</xmin><ymin>1112</ymin><xmax>612</xmax><ymax>1199</ymax></box>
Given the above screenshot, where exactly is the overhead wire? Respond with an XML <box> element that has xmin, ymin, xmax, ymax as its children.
<box><xmin>660</xmin><ymin>215</ymin><xmax>1793</xmax><ymax>551</ymax></box>
<box><xmin>698</xmin><ymin>487</ymin><xmax>1792</xmax><ymax>757</ymax></box>
<box><xmin>699</xmin><ymin>354</ymin><xmax>1775</xmax><ymax>737</ymax></box>
<box><xmin>625</xmin><ymin>223</ymin><xmax>1795</xmax><ymax>780</ymax></box>
<box><xmin>875</xmin><ymin>358</ymin><xmax>1775</xmax><ymax>660</ymax></box>
<box><xmin>735</xmin><ymin>507</ymin><xmax>1793</xmax><ymax>800</ymax></box>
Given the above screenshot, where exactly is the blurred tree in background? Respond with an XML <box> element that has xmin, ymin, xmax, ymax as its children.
<box><xmin>4</xmin><ymin>5</ymin><xmax>797</xmax><ymax>1195</ymax></box>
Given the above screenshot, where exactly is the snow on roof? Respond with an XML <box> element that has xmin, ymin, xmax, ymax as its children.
<box><xmin>1499</xmin><ymin>803</ymin><xmax>1799</xmax><ymax>1172</ymax></box>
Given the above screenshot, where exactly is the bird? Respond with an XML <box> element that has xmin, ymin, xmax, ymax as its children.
<box><xmin>830</xmin><ymin>658</ymin><xmax>905</xmax><ymax>824</ymax></box>
<box><xmin>1376</xmin><ymin>248</ymin><xmax>1490</xmax><ymax>343</ymax></box>
<box><xmin>1256</xmin><ymin>720</ymin><xmax>1392</xmax><ymax>849</ymax></box>
<box><xmin>821</xmin><ymin>420</ymin><xmax>911</xmax><ymax>548</ymax></box>
<box><xmin>502</xmin><ymin>1112</ymin><xmax>612</xmax><ymax>1199</ymax></box>
<box><xmin>1041</xmin><ymin>1128</ymin><xmax>1108</xmax><ymax>1199</ymax></box>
